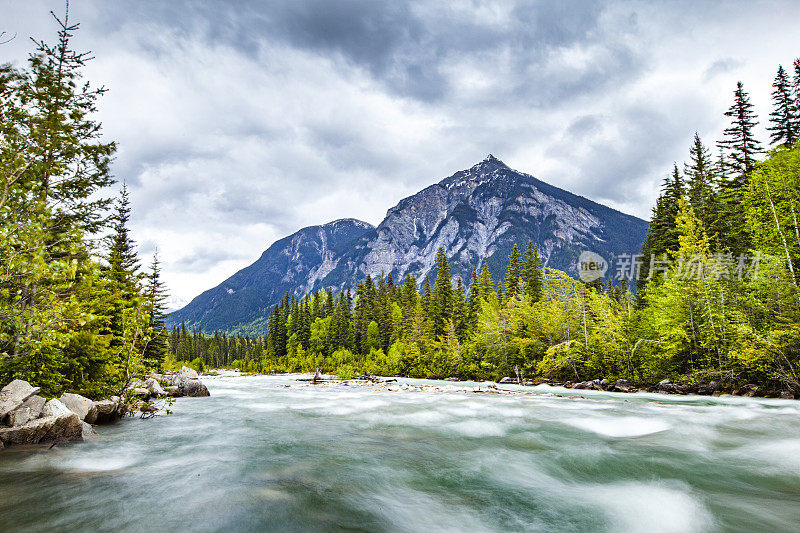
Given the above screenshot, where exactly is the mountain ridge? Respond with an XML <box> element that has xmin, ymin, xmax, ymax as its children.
<box><xmin>168</xmin><ymin>155</ymin><xmax>648</xmax><ymax>334</ymax></box>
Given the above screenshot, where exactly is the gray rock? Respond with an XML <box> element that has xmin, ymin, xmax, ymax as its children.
<box><xmin>0</xmin><ymin>412</ymin><xmax>82</xmax><ymax>446</ymax></box>
<box><xmin>42</xmin><ymin>398</ymin><xmax>73</xmax><ymax>418</ymax></box>
<box><xmin>59</xmin><ymin>393</ymin><xmax>97</xmax><ymax>422</ymax></box>
<box><xmin>658</xmin><ymin>379</ymin><xmax>671</xmax><ymax>385</ymax></box>
<box><xmin>0</xmin><ymin>379</ymin><xmax>41</xmax><ymax>420</ymax></box>
<box><xmin>163</xmin><ymin>386</ymin><xmax>180</xmax><ymax>397</ymax></box>
<box><xmin>180</xmin><ymin>380</ymin><xmax>210</xmax><ymax>397</ymax></box>
<box><xmin>5</xmin><ymin>395</ymin><xmax>46</xmax><ymax>427</ymax></box>
<box><xmin>92</xmin><ymin>399</ymin><xmax>119</xmax><ymax>424</ymax></box>
<box><xmin>180</xmin><ymin>366</ymin><xmax>199</xmax><ymax>380</ymax></box>
<box><xmin>43</xmin><ymin>412</ymin><xmax>84</xmax><ymax>443</ymax></box>
<box><xmin>82</xmin><ymin>422</ymin><xmax>98</xmax><ymax>439</ymax></box>
<box><xmin>143</xmin><ymin>378</ymin><xmax>166</xmax><ymax>397</ymax></box>
<box><xmin>780</xmin><ymin>391</ymin><xmax>795</xmax><ymax>400</ymax></box>
<box><xmin>499</xmin><ymin>377</ymin><xmax>515</xmax><ymax>384</ymax></box>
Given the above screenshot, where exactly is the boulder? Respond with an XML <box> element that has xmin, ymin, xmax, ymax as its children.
<box><xmin>611</xmin><ymin>379</ymin><xmax>637</xmax><ymax>393</ymax></box>
<box><xmin>92</xmin><ymin>399</ymin><xmax>119</xmax><ymax>424</ymax></box>
<box><xmin>180</xmin><ymin>379</ymin><xmax>210</xmax><ymax>397</ymax></box>
<box><xmin>499</xmin><ymin>377</ymin><xmax>515</xmax><ymax>384</ymax></box>
<box><xmin>780</xmin><ymin>391</ymin><xmax>795</xmax><ymax>400</ymax></box>
<box><xmin>131</xmin><ymin>388</ymin><xmax>150</xmax><ymax>399</ymax></box>
<box><xmin>143</xmin><ymin>378</ymin><xmax>166</xmax><ymax>397</ymax></box>
<box><xmin>180</xmin><ymin>366</ymin><xmax>199</xmax><ymax>380</ymax></box>
<box><xmin>43</xmin><ymin>412</ymin><xmax>84</xmax><ymax>443</ymax></box>
<box><xmin>0</xmin><ymin>379</ymin><xmax>40</xmax><ymax>420</ymax></box>
<box><xmin>163</xmin><ymin>386</ymin><xmax>180</xmax><ymax>397</ymax></box>
<box><xmin>0</xmin><ymin>412</ymin><xmax>82</xmax><ymax>446</ymax></box>
<box><xmin>5</xmin><ymin>395</ymin><xmax>46</xmax><ymax>427</ymax></box>
<box><xmin>42</xmin><ymin>398</ymin><xmax>73</xmax><ymax>418</ymax></box>
<box><xmin>59</xmin><ymin>393</ymin><xmax>97</xmax><ymax>422</ymax></box>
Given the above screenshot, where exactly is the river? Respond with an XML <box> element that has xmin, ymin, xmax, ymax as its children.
<box><xmin>1</xmin><ymin>374</ymin><xmax>799</xmax><ymax>532</ymax></box>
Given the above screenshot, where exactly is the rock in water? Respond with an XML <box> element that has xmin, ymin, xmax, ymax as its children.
<box><xmin>0</xmin><ymin>379</ymin><xmax>41</xmax><ymax>420</ymax></box>
<box><xmin>180</xmin><ymin>380</ymin><xmax>210</xmax><ymax>397</ymax></box>
<box><xmin>59</xmin><ymin>393</ymin><xmax>97</xmax><ymax>422</ymax></box>
<box><xmin>82</xmin><ymin>422</ymin><xmax>98</xmax><ymax>440</ymax></box>
<box><xmin>0</xmin><ymin>412</ymin><xmax>82</xmax><ymax>446</ymax></box>
<box><xmin>92</xmin><ymin>399</ymin><xmax>119</xmax><ymax>424</ymax></box>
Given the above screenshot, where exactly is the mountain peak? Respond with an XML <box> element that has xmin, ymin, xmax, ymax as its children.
<box><xmin>475</xmin><ymin>153</ymin><xmax>509</xmax><ymax>171</ymax></box>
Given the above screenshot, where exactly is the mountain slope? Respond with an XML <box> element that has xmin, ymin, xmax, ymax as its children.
<box><xmin>168</xmin><ymin>156</ymin><xmax>648</xmax><ymax>333</ymax></box>
<box><xmin>167</xmin><ymin>218</ymin><xmax>374</xmax><ymax>333</ymax></box>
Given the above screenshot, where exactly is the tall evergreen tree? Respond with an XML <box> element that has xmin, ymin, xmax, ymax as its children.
<box><xmin>684</xmin><ymin>133</ymin><xmax>719</xmax><ymax>239</ymax></box>
<box><xmin>640</xmin><ymin>165</ymin><xmax>684</xmax><ymax>284</ymax></box>
<box><xmin>106</xmin><ymin>183</ymin><xmax>140</xmax><ymax>339</ymax></box>
<box><xmin>522</xmin><ymin>241</ymin><xmax>544</xmax><ymax>302</ymax></box>
<box><xmin>143</xmin><ymin>252</ymin><xmax>169</xmax><ymax>370</ymax></box>
<box><xmin>719</xmin><ymin>81</ymin><xmax>763</xmax><ymax>188</ymax></box>
<box><xmin>431</xmin><ymin>247</ymin><xmax>453</xmax><ymax>338</ymax></box>
<box><xmin>768</xmin><ymin>65</ymin><xmax>798</xmax><ymax>147</ymax></box>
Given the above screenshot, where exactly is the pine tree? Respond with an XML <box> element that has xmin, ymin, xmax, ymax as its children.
<box><xmin>106</xmin><ymin>184</ymin><xmax>141</xmax><ymax>340</ymax></box>
<box><xmin>143</xmin><ymin>252</ymin><xmax>169</xmax><ymax>370</ymax></box>
<box><xmin>684</xmin><ymin>133</ymin><xmax>719</xmax><ymax>239</ymax></box>
<box><xmin>522</xmin><ymin>241</ymin><xmax>544</xmax><ymax>302</ymax></box>
<box><xmin>640</xmin><ymin>165</ymin><xmax>684</xmax><ymax>284</ymax></box>
<box><xmin>719</xmin><ymin>81</ymin><xmax>762</xmax><ymax>189</ymax></box>
<box><xmin>431</xmin><ymin>247</ymin><xmax>453</xmax><ymax>338</ymax></box>
<box><xmin>768</xmin><ymin>65</ymin><xmax>798</xmax><ymax>147</ymax></box>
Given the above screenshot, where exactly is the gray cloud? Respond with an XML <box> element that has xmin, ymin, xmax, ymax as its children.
<box><xmin>2</xmin><ymin>0</ymin><xmax>799</xmax><ymax>301</ymax></box>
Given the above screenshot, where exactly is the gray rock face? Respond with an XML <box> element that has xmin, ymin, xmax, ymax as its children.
<box><xmin>0</xmin><ymin>379</ymin><xmax>41</xmax><ymax>420</ymax></box>
<box><xmin>5</xmin><ymin>395</ymin><xmax>46</xmax><ymax>426</ymax></box>
<box><xmin>168</xmin><ymin>155</ymin><xmax>648</xmax><ymax>334</ymax></box>
<box><xmin>59</xmin><ymin>393</ymin><xmax>97</xmax><ymax>422</ymax></box>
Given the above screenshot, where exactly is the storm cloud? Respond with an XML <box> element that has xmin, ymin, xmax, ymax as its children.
<box><xmin>2</xmin><ymin>0</ymin><xmax>798</xmax><ymax>303</ymax></box>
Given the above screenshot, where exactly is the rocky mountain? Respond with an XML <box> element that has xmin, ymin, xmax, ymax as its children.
<box><xmin>167</xmin><ymin>155</ymin><xmax>648</xmax><ymax>333</ymax></box>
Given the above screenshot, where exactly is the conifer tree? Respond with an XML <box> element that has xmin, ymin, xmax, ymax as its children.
<box><xmin>768</xmin><ymin>65</ymin><xmax>798</xmax><ymax>147</ymax></box>
<box><xmin>431</xmin><ymin>247</ymin><xmax>453</xmax><ymax>338</ymax></box>
<box><xmin>106</xmin><ymin>184</ymin><xmax>140</xmax><ymax>339</ymax></box>
<box><xmin>719</xmin><ymin>81</ymin><xmax>762</xmax><ymax>188</ymax></box>
<box><xmin>684</xmin><ymin>133</ymin><xmax>719</xmax><ymax>239</ymax></box>
<box><xmin>143</xmin><ymin>252</ymin><xmax>169</xmax><ymax>370</ymax></box>
<box><xmin>522</xmin><ymin>241</ymin><xmax>544</xmax><ymax>302</ymax></box>
<box><xmin>640</xmin><ymin>165</ymin><xmax>684</xmax><ymax>284</ymax></box>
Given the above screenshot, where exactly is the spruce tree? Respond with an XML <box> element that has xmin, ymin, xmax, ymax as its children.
<box><xmin>143</xmin><ymin>252</ymin><xmax>169</xmax><ymax>370</ymax></box>
<box><xmin>719</xmin><ymin>81</ymin><xmax>762</xmax><ymax>188</ymax></box>
<box><xmin>684</xmin><ymin>134</ymin><xmax>719</xmax><ymax>240</ymax></box>
<box><xmin>768</xmin><ymin>65</ymin><xmax>797</xmax><ymax>147</ymax></box>
<box><xmin>639</xmin><ymin>165</ymin><xmax>684</xmax><ymax>286</ymax></box>
<box><xmin>106</xmin><ymin>183</ymin><xmax>141</xmax><ymax>339</ymax></box>
<box><xmin>431</xmin><ymin>247</ymin><xmax>453</xmax><ymax>338</ymax></box>
<box><xmin>522</xmin><ymin>241</ymin><xmax>544</xmax><ymax>302</ymax></box>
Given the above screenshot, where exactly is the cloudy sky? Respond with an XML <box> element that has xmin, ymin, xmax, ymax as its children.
<box><xmin>2</xmin><ymin>1</ymin><xmax>799</xmax><ymax>305</ymax></box>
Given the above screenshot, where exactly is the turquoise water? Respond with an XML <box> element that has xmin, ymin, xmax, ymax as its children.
<box><xmin>1</xmin><ymin>374</ymin><xmax>799</xmax><ymax>532</ymax></box>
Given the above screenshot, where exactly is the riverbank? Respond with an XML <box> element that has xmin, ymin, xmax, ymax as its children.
<box><xmin>0</xmin><ymin>367</ymin><xmax>211</xmax><ymax>451</ymax></box>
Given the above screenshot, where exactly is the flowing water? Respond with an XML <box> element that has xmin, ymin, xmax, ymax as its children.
<box><xmin>1</xmin><ymin>374</ymin><xmax>799</xmax><ymax>532</ymax></box>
